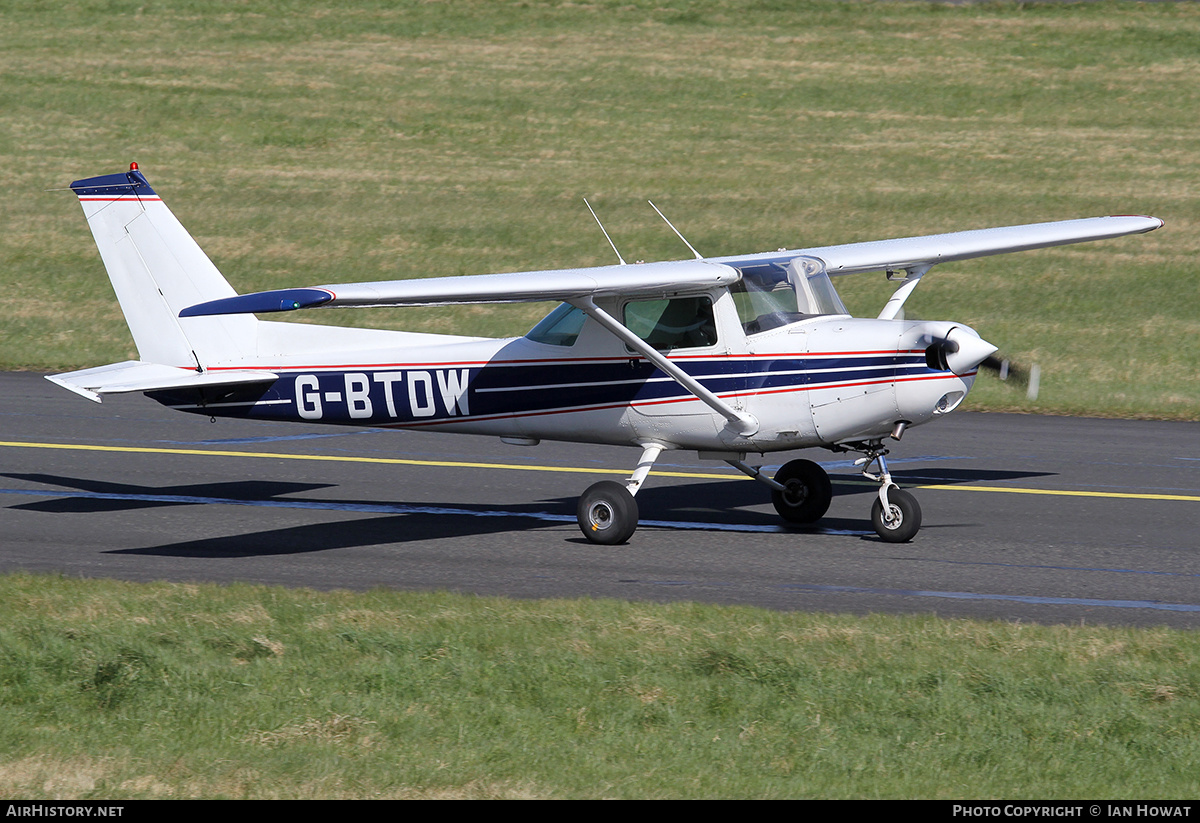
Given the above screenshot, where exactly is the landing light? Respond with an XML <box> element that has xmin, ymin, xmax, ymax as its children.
<box><xmin>935</xmin><ymin>392</ymin><xmax>965</xmax><ymax>415</ymax></box>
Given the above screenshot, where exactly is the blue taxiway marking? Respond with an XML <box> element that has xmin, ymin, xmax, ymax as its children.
<box><xmin>917</xmin><ymin>557</ymin><xmax>1200</xmax><ymax>579</ymax></box>
<box><xmin>778</xmin><ymin>583</ymin><xmax>1200</xmax><ymax>613</ymax></box>
<box><xmin>157</xmin><ymin>431</ymin><xmax>381</xmax><ymax>446</ymax></box>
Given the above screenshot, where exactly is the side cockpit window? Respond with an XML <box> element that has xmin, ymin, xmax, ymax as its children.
<box><xmin>623</xmin><ymin>296</ymin><xmax>717</xmax><ymax>351</ymax></box>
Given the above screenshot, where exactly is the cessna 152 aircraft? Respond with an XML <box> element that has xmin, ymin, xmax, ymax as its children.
<box><xmin>49</xmin><ymin>164</ymin><xmax>1163</xmax><ymax>544</ymax></box>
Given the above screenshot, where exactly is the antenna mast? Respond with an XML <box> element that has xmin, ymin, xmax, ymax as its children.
<box><xmin>648</xmin><ymin>200</ymin><xmax>703</xmax><ymax>260</ymax></box>
<box><xmin>584</xmin><ymin>199</ymin><xmax>626</xmax><ymax>265</ymax></box>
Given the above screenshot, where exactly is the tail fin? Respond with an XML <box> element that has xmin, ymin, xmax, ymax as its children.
<box><xmin>70</xmin><ymin>164</ymin><xmax>256</xmax><ymax>368</ymax></box>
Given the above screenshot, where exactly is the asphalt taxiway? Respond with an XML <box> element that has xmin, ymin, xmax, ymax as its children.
<box><xmin>2</xmin><ymin>372</ymin><xmax>1197</xmax><ymax>628</ymax></box>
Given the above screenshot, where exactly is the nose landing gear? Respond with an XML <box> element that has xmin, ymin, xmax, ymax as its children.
<box><xmin>842</xmin><ymin>441</ymin><xmax>922</xmax><ymax>543</ymax></box>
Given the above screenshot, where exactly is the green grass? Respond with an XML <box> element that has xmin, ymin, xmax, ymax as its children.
<box><xmin>1</xmin><ymin>1</ymin><xmax>1197</xmax><ymax>417</ymax></box>
<box><xmin>1</xmin><ymin>572</ymin><xmax>1198</xmax><ymax>799</ymax></box>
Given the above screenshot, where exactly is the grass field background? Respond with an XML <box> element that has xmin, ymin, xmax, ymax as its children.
<box><xmin>2</xmin><ymin>574</ymin><xmax>1199</xmax><ymax>799</ymax></box>
<box><xmin>1</xmin><ymin>0</ymin><xmax>1196</xmax><ymax>418</ymax></box>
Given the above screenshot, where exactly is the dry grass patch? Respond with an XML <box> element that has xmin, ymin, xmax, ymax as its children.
<box><xmin>0</xmin><ymin>755</ymin><xmax>110</xmax><ymax>798</ymax></box>
<box><xmin>248</xmin><ymin>714</ymin><xmax>377</xmax><ymax>748</ymax></box>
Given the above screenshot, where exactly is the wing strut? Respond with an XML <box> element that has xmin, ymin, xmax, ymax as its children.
<box><xmin>877</xmin><ymin>263</ymin><xmax>932</xmax><ymax>321</ymax></box>
<box><xmin>570</xmin><ymin>297</ymin><xmax>759</xmax><ymax>436</ymax></box>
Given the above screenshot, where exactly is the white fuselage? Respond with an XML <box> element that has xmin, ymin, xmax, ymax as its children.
<box><xmin>157</xmin><ymin>288</ymin><xmax>979</xmax><ymax>456</ymax></box>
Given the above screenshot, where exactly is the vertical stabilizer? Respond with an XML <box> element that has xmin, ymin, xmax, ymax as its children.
<box><xmin>70</xmin><ymin>164</ymin><xmax>256</xmax><ymax>368</ymax></box>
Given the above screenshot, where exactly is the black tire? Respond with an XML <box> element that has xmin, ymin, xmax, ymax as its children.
<box><xmin>870</xmin><ymin>488</ymin><xmax>922</xmax><ymax>543</ymax></box>
<box><xmin>577</xmin><ymin>481</ymin><xmax>639</xmax><ymax>545</ymax></box>
<box><xmin>771</xmin><ymin>459</ymin><xmax>833</xmax><ymax>524</ymax></box>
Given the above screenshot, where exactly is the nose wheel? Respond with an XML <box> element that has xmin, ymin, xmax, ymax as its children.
<box><xmin>870</xmin><ymin>487</ymin><xmax>921</xmax><ymax>543</ymax></box>
<box><xmin>847</xmin><ymin>441</ymin><xmax>922</xmax><ymax>543</ymax></box>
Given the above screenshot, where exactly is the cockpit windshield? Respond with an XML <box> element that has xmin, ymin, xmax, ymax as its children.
<box><xmin>729</xmin><ymin>255</ymin><xmax>847</xmax><ymax>335</ymax></box>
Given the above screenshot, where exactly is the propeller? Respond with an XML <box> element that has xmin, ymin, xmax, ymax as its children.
<box><xmin>901</xmin><ymin>310</ymin><xmax>1042</xmax><ymax>402</ymax></box>
<box><xmin>922</xmin><ymin>326</ymin><xmax>1040</xmax><ymax>401</ymax></box>
<box><xmin>978</xmin><ymin>354</ymin><xmax>1041</xmax><ymax>401</ymax></box>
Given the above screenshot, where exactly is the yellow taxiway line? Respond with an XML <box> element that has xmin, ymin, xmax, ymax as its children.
<box><xmin>2</xmin><ymin>439</ymin><xmax>1197</xmax><ymax>503</ymax></box>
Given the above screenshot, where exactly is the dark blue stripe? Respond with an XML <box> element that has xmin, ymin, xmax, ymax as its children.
<box><xmin>147</xmin><ymin>356</ymin><xmax>942</xmax><ymax>425</ymax></box>
<box><xmin>472</xmin><ymin>355</ymin><xmax>925</xmax><ymax>390</ymax></box>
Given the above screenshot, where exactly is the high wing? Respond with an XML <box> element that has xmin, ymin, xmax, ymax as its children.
<box><xmin>716</xmin><ymin>215</ymin><xmax>1164</xmax><ymax>276</ymax></box>
<box><xmin>179</xmin><ymin>215</ymin><xmax>1162</xmax><ymax>318</ymax></box>
<box><xmin>180</xmin><ymin>259</ymin><xmax>741</xmax><ymax>316</ymax></box>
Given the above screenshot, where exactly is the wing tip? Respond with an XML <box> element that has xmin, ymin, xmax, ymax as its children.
<box><xmin>1109</xmin><ymin>215</ymin><xmax>1165</xmax><ymax>232</ymax></box>
<box><xmin>180</xmin><ymin>288</ymin><xmax>335</xmax><ymax>317</ymax></box>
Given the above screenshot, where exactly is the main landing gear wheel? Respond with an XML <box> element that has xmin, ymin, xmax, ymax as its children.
<box><xmin>871</xmin><ymin>488</ymin><xmax>922</xmax><ymax>543</ymax></box>
<box><xmin>771</xmin><ymin>459</ymin><xmax>833</xmax><ymax>524</ymax></box>
<box><xmin>577</xmin><ymin>480</ymin><xmax>639</xmax><ymax>545</ymax></box>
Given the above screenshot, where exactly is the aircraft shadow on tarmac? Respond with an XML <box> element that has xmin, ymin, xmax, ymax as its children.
<box><xmin>5</xmin><ymin>472</ymin><xmax>573</xmax><ymax>557</ymax></box>
<box><xmin>3</xmin><ymin>466</ymin><xmax>1055</xmax><ymax>557</ymax></box>
<box><xmin>116</xmin><ymin>514</ymin><xmax>566</xmax><ymax>558</ymax></box>
<box><xmin>886</xmin><ymin>467</ymin><xmax>1056</xmax><ymax>487</ymax></box>
<box><xmin>4</xmin><ymin>473</ymin><xmax>336</xmax><ymax>514</ymax></box>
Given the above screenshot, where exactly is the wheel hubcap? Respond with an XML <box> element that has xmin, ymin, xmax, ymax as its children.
<box><xmin>883</xmin><ymin>505</ymin><xmax>903</xmax><ymax>528</ymax></box>
<box><xmin>589</xmin><ymin>502</ymin><xmax>614</xmax><ymax>531</ymax></box>
<box><xmin>784</xmin><ymin>481</ymin><xmax>808</xmax><ymax>507</ymax></box>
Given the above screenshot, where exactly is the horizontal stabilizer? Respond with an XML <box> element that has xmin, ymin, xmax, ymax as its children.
<box><xmin>46</xmin><ymin>361</ymin><xmax>277</xmax><ymax>403</ymax></box>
